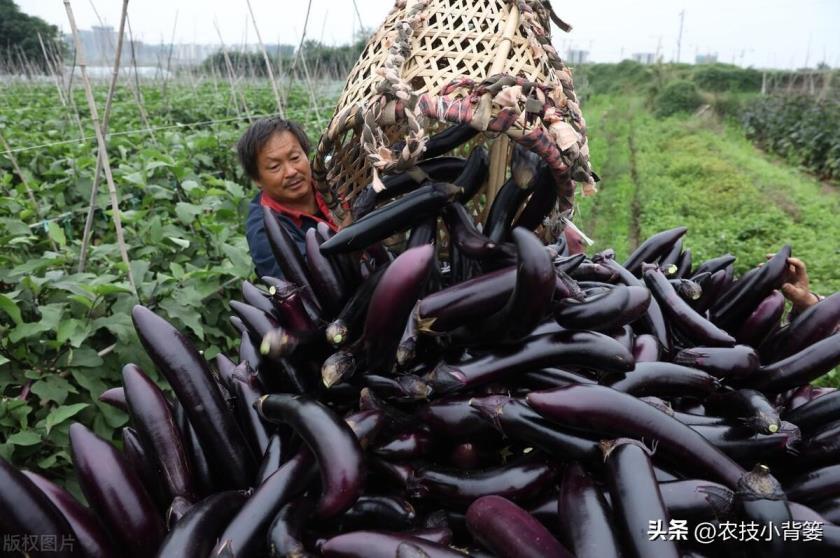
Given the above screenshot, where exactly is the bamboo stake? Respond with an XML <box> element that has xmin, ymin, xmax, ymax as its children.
<box><xmin>63</xmin><ymin>0</ymin><xmax>137</xmax><ymax>297</ymax></box>
<box><xmin>37</xmin><ymin>33</ymin><xmax>68</xmax><ymax>108</ymax></box>
<box><xmin>245</xmin><ymin>0</ymin><xmax>284</xmax><ymax>116</ymax></box>
<box><xmin>214</xmin><ymin>20</ymin><xmax>251</xmax><ymax>122</ymax></box>
<box><xmin>126</xmin><ymin>14</ymin><xmax>157</xmax><ymax>143</ymax></box>
<box><xmin>162</xmin><ymin>11</ymin><xmax>180</xmax><ymax>103</ymax></box>
<box><xmin>78</xmin><ymin>0</ymin><xmax>130</xmax><ymax>273</ymax></box>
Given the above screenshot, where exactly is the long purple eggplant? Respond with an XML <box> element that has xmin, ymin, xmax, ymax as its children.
<box><xmin>735</xmin><ymin>290</ymin><xmax>785</xmax><ymax>348</ymax></box>
<box><xmin>710</xmin><ymin>245</ymin><xmax>791</xmax><ymax>333</ymax></box>
<box><xmin>131</xmin><ymin>305</ymin><xmax>256</xmax><ymax>488</ymax></box>
<box><xmin>98</xmin><ymin>386</ymin><xmax>127</xmax><ymax>412</ymax></box>
<box><xmin>212</xmin><ymin>451</ymin><xmax>317</xmax><ymax>557</ymax></box>
<box><xmin>266</xmin><ymin>280</ymin><xmax>319</xmax><ymax>335</ymax></box>
<box><xmin>750</xmin><ymin>333</ymin><xmax>840</xmax><ymax>393</ymax></box>
<box><xmin>374</xmin><ymin>429</ymin><xmax>434</xmax><ymax>460</ymax></box>
<box><xmin>644</xmin><ymin>266</ymin><xmax>736</xmax><ymax>346</ymax></box>
<box><xmin>673</xmin><ymin>345</ymin><xmax>759</xmax><ymax>380</ymax></box>
<box><xmin>783</xmin><ymin>390</ymin><xmax>840</xmax><ymax>432</ymax></box>
<box><xmin>608</xmin><ymin>361</ymin><xmax>719</xmax><ymax>397</ymax></box>
<box><xmin>68</xmin><ymin>423</ymin><xmax>164</xmax><ymax>557</ymax></box>
<box><xmin>558</xmin><ymin>462</ymin><xmax>623</xmax><ymax>558</ymax></box>
<box><xmin>408</xmin><ymin>454</ymin><xmax>554</xmax><ymax>506</ymax></box>
<box><xmin>426</xmin><ymin>330</ymin><xmax>633</xmax><ymax>395</ymax></box>
<box><xmin>483</xmin><ymin>176</ymin><xmax>533</xmax><ymax>244</ymax></box>
<box><xmin>321</xmin><ymin>182</ymin><xmax>460</xmax><ymax>255</ymax></box>
<box><xmin>326</xmin><ymin>263</ymin><xmax>389</xmax><ymax>347</ymax></box>
<box><xmin>785</xmin><ymin>464</ymin><xmax>840</xmax><ymax>504</ymax></box>
<box><xmin>416</xmin><ymin>266</ymin><xmax>516</xmax><ymax>334</ymax></box>
<box><xmin>267</xmin><ymin>496</ymin><xmax>317</xmax><ymax>558</ymax></box>
<box><xmin>466</xmin><ymin>495</ymin><xmax>572</xmax><ymax>558</ymax></box>
<box><xmin>122</xmin><ymin>363</ymin><xmax>196</xmax><ymax>502</ymax></box>
<box><xmin>337</xmin><ymin>495</ymin><xmax>417</xmax><ymax>531</ymax></box>
<box><xmin>241</xmin><ymin>280</ymin><xmax>278</xmax><ymax>317</ymax></box>
<box><xmin>158</xmin><ymin>491</ymin><xmax>247</xmax><ymax>558</ymax></box>
<box><xmin>363</xmin><ymin>244</ymin><xmax>434</xmax><ymax>373</ymax></box>
<box><xmin>734</xmin><ymin>464</ymin><xmax>796</xmax><ymax>557</ymax></box>
<box><xmin>688</xmin><ymin>421</ymin><xmax>800</xmax><ymax>464</ymax></box>
<box><xmin>603</xmin><ymin>438</ymin><xmax>680</xmax><ymax>558</ymax></box>
<box><xmin>256</xmin><ymin>433</ymin><xmax>285</xmax><ymax>484</ymax></box>
<box><xmin>704</xmin><ymin>388</ymin><xmax>781</xmax><ymax>435</ymax></box>
<box><xmin>442</xmin><ymin>202</ymin><xmax>501</xmax><ymax>259</ymax></box>
<box><xmin>658</xmin><ymin>479</ymin><xmax>735</xmax><ymax>519</ymax></box>
<box><xmin>554</xmin><ymin>284</ymin><xmax>650</xmax><ymax>331</ymax></box>
<box><xmin>230</xmin><ymin>364</ymin><xmax>272</xmax><ymax>458</ymax></box>
<box><xmin>417</xmin><ymin>397</ymin><xmax>499</xmax><ymax>439</ymax></box>
<box><xmin>22</xmin><ymin>470</ymin><xmax>116</xmax><ymax>558</ymax></box>
<box><xmin>623</xmin><ymin>227</ymin><xmax>687</xmax><ymax>277</ymax></box>
<box><xmin>120</xmin><ymin>426</ymin><xmax>167</xmax><ymax>512</ymax></box>
<box><xmin>306</xmin><ymin>227</ymin><xmax>348</xmax><ymax>317</ymax></box>
<box><xmin>691</xmin><ymin>269</ymin><xmax>728</xmax><ymax>315</ymax></box>
<box><xmin>772</xmin><ymin>292</ymin><xmax>840</xmax><ymax>361</ymax></box>
<box><xmin>513</xmin><ymin>173</ymin><xmax>563</xmax><ymax>232</ymax></box>
<box><xmin>633</xmin><ymin>333</ymin><xmax>661</xmax><ymax>362</ymax></box>
<box><xmin>693</xmin><ymin>254</ymin><xmax>736</xmax><ymax>277</ymax></box>
<box><xmin>0</xmin><ymin>458</ymin><xmax>82</xmax><ymax>558</ymax></box>
<box><xmin>322</xmin><ymin>531</ymin><xmax>465</xmax><ymax>558</ymax></box>
<box><xmin>527</xmin><ymin>385</ymin><xmax>746</xmax><ymax>487</ymax></box>
<box><xmin>470</xmin><ymin>395</ymin><xmax>602</xmax><ymax>462</ymax></box>
<box><xmin>256</xmin><ymin>394</ymin><xmax>365</xmax><ymax>517</ymax></box>
<box><xmin>262</xmin><ymin>205</ymin><xmax>321</xmax><ymax>310</ymax></box>
<box><xmin>519</xmin><ymin>367</ymin><xmax>598</xmax><ymax>390</ymax></box>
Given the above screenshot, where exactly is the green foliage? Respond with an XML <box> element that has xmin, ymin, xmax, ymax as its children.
<box><xmin>0</xmin><ymin>0</ymin><xmax>65</xmax><ymax>72</ymax></box>
<box><xmin>0</xmin><ymin>81</ymin><xmax>339</xmax><ymax>487</ymax></box>
<box><xmin>690</xmin><ymin>64</ymin><xmax>762</xmax><ymax>93</ymax></box>
<box><xmin>741</xmin><ymin>94</ymin><xmax>840</xmax><ymax>181</ymax></box>
<box><xmin>653</xmin><ymin>80</ymin><xmax>703</xmax><ymax>118</ymax></box>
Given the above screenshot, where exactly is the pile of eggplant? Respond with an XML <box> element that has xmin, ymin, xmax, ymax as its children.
<box><xmin>3</xmin><ymin>147</ymin><xmax>840</xmax><ymax>558</ymax></box>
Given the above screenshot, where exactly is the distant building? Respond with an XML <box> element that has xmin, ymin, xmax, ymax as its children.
<box><xmin>695</xmin><ymin>53</ymin><xmax>718</xmax><ymax>64</ymax></box>
<box><xmin>632</xmin><ymin>53</ymin><xmax>656</xmax><ymax>64</ymax></box>
<box><xmin>566</xmin><ymin>49</ymin><xmax>589</xmax><ymax>65</ymax></box>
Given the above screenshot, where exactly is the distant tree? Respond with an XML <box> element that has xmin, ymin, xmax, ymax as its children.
<box><xmin>0</xmin><ymin>0</ymin><xmax>65</xmax><ymax>73</ymax></box>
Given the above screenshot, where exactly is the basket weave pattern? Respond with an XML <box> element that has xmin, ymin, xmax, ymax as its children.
<box><xmin>313</xmin><ymin>0</ymin><xmax>595</xmax><ymax>222</ymax></box>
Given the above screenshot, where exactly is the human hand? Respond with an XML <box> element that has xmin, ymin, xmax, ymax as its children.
<box><xmin>772</xmin><ymin>255</ymin><xmax>819</xmax><ymax>312</ymax></box>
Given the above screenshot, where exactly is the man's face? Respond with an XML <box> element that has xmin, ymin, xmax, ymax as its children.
<box><xmin>255</xmin><ymin>130</ymin><xmax>314</xmax><ymax>205</ymax></box>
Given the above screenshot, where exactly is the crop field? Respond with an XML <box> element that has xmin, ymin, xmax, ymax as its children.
<box><xmin>1</xmin><ymin>72</ymin><xmax>839</xmax><ymax>499</ymax></box>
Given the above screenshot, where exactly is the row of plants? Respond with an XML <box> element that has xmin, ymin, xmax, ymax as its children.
<box><xmin>0</xmin><ymin>81</ymin><xmax>339</xmax><ymax>497</ymax></box>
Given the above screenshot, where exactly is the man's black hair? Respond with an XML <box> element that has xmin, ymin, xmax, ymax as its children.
<box><xmin>236</xmin><ymin>117</ymin><xmax>311</xmax><ymax>181</ymax></box>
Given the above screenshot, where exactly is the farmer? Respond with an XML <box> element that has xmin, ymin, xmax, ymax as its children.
<box><xmin>238</xmin><ymin>117</ymin><xmax>344</xmax><ymax>279</ymax></box>
<box><xmin>779</xmin><ymin>256</ymin><xmax>824</xmax><ymax>316</ymax></box>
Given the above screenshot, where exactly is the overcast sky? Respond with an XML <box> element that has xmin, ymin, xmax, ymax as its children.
<box><xmin>18</xmin><ymin>0</ymin><xmax>840</xmax><ymax>69</ymax></box>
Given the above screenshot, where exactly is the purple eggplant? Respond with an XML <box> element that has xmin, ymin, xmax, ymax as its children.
<box><xmin>783</xmin><ymin>390</ymin><xmax>840</xmax><ymax>432</ymax></box>
<box><xmin>527</xmin><ymin>385</ymin><xmax>746</xmax><ymax>487</ymax></box>
<box><xmin>442</xmin><ymin>202</ymin><xmax>501</xmax><ymax>259</ymax></box>
<box><xmin>98</xmin><ymin>387</ymin><xmax>127</xmax><ymax>412</ymax></box>
<box><xmin>704</xmin><ymin>389</ymin><xmax>781</xmax><ymax>435</ymax></box>
<box><xmin>322</xmin><ymin>182</ymin><xmax>460</xmax><ymax>255</ymax></box>
<box><xmin>256</xmin><ymin>394</ymin><xmax>365</xmax><ymax>517</ymax></box>
<box><xmin>306</xmin><ymin>227</ymin><xmax>348</xmax><ymax>317</ymax></box>
<box><xmin>673</xmin><ymin>345</ymin><xmax>759</xmax><ymax>380</ymax></box>
<box><xmin>623</xmin><ymin>227</ymin><xmax>687</xmax><ymax>277</ymax></box>
<box><xmin>417</xmin><ymin>397</ymin><xmax>499</xmax><ymax>439</ymax></box>
<box><xmin>710</xmin><ymin>245</ymin><xmax>791</xmax><ymax>333</ymax></box>
<box><xmin>212</xmin><ymin>450</ymin><xmax>317</xmax><ymax>557</ymax></box>
<box><xmin>337</xmin><ymin>495</ymin><xmax>417</xmax><ymax>531</ymax></box>
<box><xmin>374</xmin><ymin>429</ymin><xmax>434</xmax><ymax>460</ymax></box>
<box><xmin>691</xmin><ymin>269</ymin><xmax>728</xmax><ymax>315</ymax></box>
<box><xmin>750</xmin><ymin>333</ymin><xmax>840</xmax><ymax>393</ymax></box>
<box><xmin>69</xmin><ymin>423</ymin><xmax>164</xmax><ymax>557</ymax></box>
<box><xmin>120</xmin><ymin>426</ymin><xmax>167</xmax><ymax>512</ymax></box>
<box><xmin>131</xmin><ymin>305</ymin><xmax>256</xmax><ymax>489</ymax></box>
<box><xmin>158</xmin><ymin>491</ymin><xmax>247</xmax><ymax>558</ymax></box>
<box><xmin>262</xmin><ymin>205</ymin><xmax>321</xmax><ymax>310</ymax></box>
<box><xmin>0</xmin><ymin>459</ymin><xmax>83</xmax><ymax>558</ymax></box>
<box><xmin>470</xmin><ymin>395</ymin><xmax>602</xmax><ymax>462</ymax></box>
<box><xmin>735</xmin><ymin>290</ymin><xmax>786</xmax><ymax>348</ymax></box>
<box><xmin>466</xmin><ymin>495</ymin><xmax>572</xmax><ymax>558</ymax></box>
<box><xmin>519</xmin><ymin>367</ymin><xmax>598</xmax><ymax>390</ymax></box>
<box><xmin>408</xmin><ymin>454</ymin><xmax>555</xmax><ymax>506</ymax></box>
<box><xmin>266</xmin><ymin>281</ymin><xmax>319</xmax><ymax>336</ymax></box>
<box><xmin>321</xmin><ymin>531</ymin><xmax>465</xmax><ymax>558</ymax></box>
<box><xmin>449</xmin><ymin>442</ymin><xmax>490</xmax><ymax>470</ymax></box>
<box><xmin>644</xmin><ymin>266</ymin><xmax>736</xmax><ymax>347</ymax></box>
<box><xmin>416</xmin><ymin>266</ymin><xmax>515</xmax><ymax>334</ymax></box>
<box><xmin>230</xmin><ymin>364</ymin><xmax>272</xmax><ymax>458</ymax></box>
<box><xmin>241</xmin><ymin>280</ymin><xmax>277</xmax><ymax>317</ymax></box>
<box><xmin>483</xmin><ymin>176</ymin><xmax>533</xmax><ymax>244</ymax></box>
<box><xmin>22</xmin><ymin>470</ymin><xmax>116</xmax><ymax>558</ymax></box>
<box><xmin>256</xmin><ymin>433</ymin><xmax>285</xmax><ymax>484</ymax></box>
<box><xmin>267</xmin><ymin>496</ymin><xmax>316</xmax><ymax>558</ymax></box>
<box><xmin>607</xmin><ymin>361</ymin><xmax>720</xmax><ymax>398</ymax></box>
<box><xmin>326</xmin><ymin>263</ymin><xmax>389</xmax><ymax>347</ymax></box>
<box><xmin>602</xmin><ymin>438</ymin><xmax>680</xmax><ymax>558</ymax></box>
<box><xmin>693</xmin><ymin>254</ymin><xmax>736</xmax><ymax>277</ymax></box>
<box><xmin>554</xmin><ymin>284</ymin><xmax>650</xmax><ymax>331</ymax></box>
<box><xmin>785</xmin><ymin>464</ymin><xmax>840</xmax><ymax>504</ymax></box>
<box><xmin>773</xmin><ymin>292</ymin><xmax>840</xmax><ymax>360</ymax></box>
<box><xmin>658</xmin><ymin>479</ymin><xmax>735</xmax><ymax>519</ymax></box>
<box><xmin>363</xmin><ymin>244</ymin><xmax>435</xmax><ymax>373</ymax></box>
<box><xmin>558</xmin><ymin>462</ymin><xmax>623</xmax><ymax>558</ymax></box>
<box><xmin>734</xmin><ymin>464</ymin><xmax>796</xmax><ymax>557</ymax></box>
<box><xmin>344</xmin><ymin>409</ymin><xmax>386</xmax><ymax>449</ymax></box>
<box><xmin>634</xmin><ymin>333</ymin><xmax>661</xmax><ymax>362</ymax></box>
<box><xmin>122</xmin><ymin>363</ymin><xmax>196</xmax><ymax>502</ymax></box>
<box><xmin>426</xmin><ymin>330</ymin><xmax>633</xmax><ymax>395</ymax></box>
<box><xmin>688</xmin><ymin>421</ymin><xmax>800</xmax><ymax>465</ymax></box>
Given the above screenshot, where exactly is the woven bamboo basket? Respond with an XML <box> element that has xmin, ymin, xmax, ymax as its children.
<box><xmin>312</xmin><ymin>0</ymin><xmax>596</xmax><ymax>232</ymax></box>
